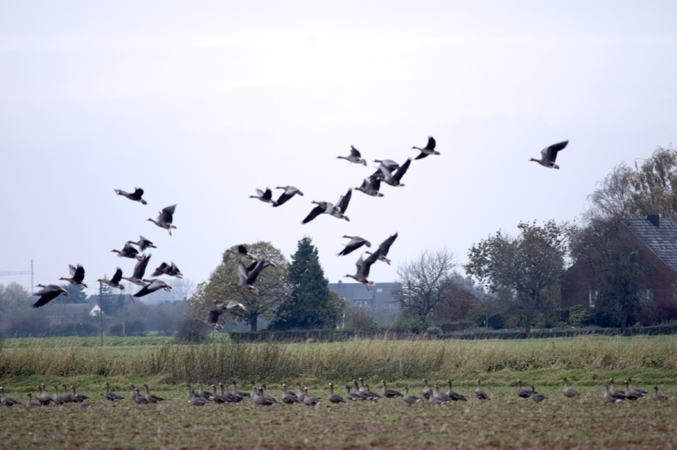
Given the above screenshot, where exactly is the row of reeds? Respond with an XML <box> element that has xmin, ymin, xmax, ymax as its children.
<box><xmin>1</xmin><ymin>336</ymin><xmax>676</xmax><ymax>380</ymax></box>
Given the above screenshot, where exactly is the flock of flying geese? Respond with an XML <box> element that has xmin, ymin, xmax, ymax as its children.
<box><xmin>28</xmin><ymin>136</ymin><xmax>569</xmax><ymax>333</ymax></box>
<box><xmin>1</xmin><ymin>375</ymin><xmax>668</xmax><ymax>409</ymax></box>
<box><xmin>30</xmin><ymin>190</ymin><xmax>188</xmax><ymax>308</ymax></box>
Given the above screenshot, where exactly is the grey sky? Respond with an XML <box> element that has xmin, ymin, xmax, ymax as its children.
<box><xmin>2</xmin><ymin>1</ymin><xmax>676</xmax><ymax>298</ymax></box>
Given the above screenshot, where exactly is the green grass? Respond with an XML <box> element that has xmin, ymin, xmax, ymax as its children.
<box><xmin>2</xmin><ymin>335</ymin><xmax>175</xmax><ymax>347</ymax></box>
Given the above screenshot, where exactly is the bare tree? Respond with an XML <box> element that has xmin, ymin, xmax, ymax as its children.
<box><xmin>188</xmin><ymin>242</ymin><xmax>290</xmax><ymax>332</ymax></box>
<box><xmin>394</xmin><ymin>248</ymin><xmax>457</xmax><ymax>325</ymax></box>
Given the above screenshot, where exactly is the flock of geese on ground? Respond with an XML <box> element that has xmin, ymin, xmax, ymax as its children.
<box><xmin>27</xmin><ymin>136</ymin><xmax>569</xmax><ymax>333</ymax></box>
<box><xmin>1</xmin><ymin>375</ymin><xmax>668</xmax><ymax>409</ymax></box>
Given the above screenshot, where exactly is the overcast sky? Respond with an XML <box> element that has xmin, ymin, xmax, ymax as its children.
<box><xmin>1</xmin><ymin>1</ymin><xmax>676</xmax><ymax>299</ymax></box>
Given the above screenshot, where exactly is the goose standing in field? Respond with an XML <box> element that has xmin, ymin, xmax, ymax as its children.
<box><xmin>377</xmin><ymin>158</ymin><xmax>411</xmax><ymax>187</ymax></box>
<box><xmin>114</xmin><ymin>187</ymin><xmax>147</xmax><ymax>205</ymax></box>
<box><xmin>346</xmin><ymin>385</ymin><xmax>363</xmax><ymax>401</ymax></box>
<box><xmin>249</xmin><ymin>188</ymin><xmax>278</xmax><ymax>206</ymax></box>
<box><xmin>531</xmin><ymin>386</ymin><xmax>548</xmax><ymax>403</ymax></box>
<box><xmin>37</xmin><ymin>384</ymin><xmax>52</xmax><ymax>406</ymax></box>
<box><xmin>143</xmin><ymin>384</ymin><xmax>164</xmax><ymax>403</ymax></box>
<box><xmin>273</xmin><ymin>186</ymin><xmax>304</xmax><ymax>207</ymax></box>
<box><xmin>351</xmin><ymin>380</ymin><xmax>369</xmax><ymax>400</ymax></box>
<box><xmin>234</xmin><ymin>259</ymin><xmax>274</xmax><ymax>295</ymax></box>
<box><xmin>127</xmin><ymin>235</ymin><xmax>156</xmax><ymax>251</ymax></box>
<box><xmin>196</xmin><ymin>299</ymin><xmax>247</xmax><ymax>330</ymax></box>
<box><xmin>431</xmin><ymin>384</ymin><xmax>452</xmax><ymax>404</ymax></box>
<box><xmin>475</xmin><ymin>378</ymin><xmax>490</xmax><ymax>400</ymax></box>
<box><xmin>59</xmin><ymin>264</ymin><xmax>88</xmax><ymax>289</ymax></box>
<box><xmin>366</xmin><ymin>233</ymin><xmax>398</xmax><ymax>265</ymax></box>
<box><xmin>625</xmin><ymin>378</ymin><xmax>646</xmax><ymax>399</ymax></box>
<box><xmin>32</xmin><ymin>284</ymin><xmax>69</xmax><ymax>308</ymax></box>
<box><xmin>608</xmin><ymin>378</ymin><xmax>626</xmax><ymax>399</ymax></box>
<box><xmin>187</xmin><ymin>387</ymin><xmax>209</xmax><ymax>406</ymax></box>
<box><xmin>412</xmin><ymin>136</ymin><xmax>440</xmax><ymax>160</ymax></box>
<box><xmin>232</xmin><ymin>381</ymin><xmax>250</xmax><ymax>399</ymax></box>
<box><xmin>148</xmin><ymin>204</ymin><xmax>177</xmax><ymax>236</ymax></box>
<box><xmin>654</xmin><ymin>386</ymin><xmax>669</xmax><ymax>401</ymax></box>
<box><xmin>364</xmin><ymin>384</ymin><xmax>381</xmax><ymax>401</ymax></box>
<box><xmin>296</xmin><ymin>383</ymin><xmax>307</xmax><ymax>403</ymax></box>
<box><xmin>133</xmin><ymin>279</ymin><xmax>172</xmax><ymax>298</ymax></box>
<box><xmin>344</xmin><ymin>250</ymin><xmax>380</xmax><ymax>291</ymax></box>
<box><xmin>529</xmin><ymin>140</ymin><xmax>568</xmax><ymax>169</ymax></box>
<box><xmin>382</xmin><ymin>380</ymin><xmax>403</xmax><ymax>398</ymax></box>
<box><xmin>422</xmin><ymin>379</ymin><xmax>432</xmax><ymax>400</ymax></box>
<box><xmin>131</xmin><ymin>386</ymin><xmax>150</xmax><ymax>404</ymax></box>
<box><xmin>355</xmin><ymin>174</ymin><xmax>384</xmax><ymax>197</ymax></box>
<box><xmin>105</xmin><ymin>382</ymin><xmax>123</xmax><ymax>402</ymax></box>
<box><xmin>218</xmin><ymin>382</ymin><xmax>239</xmax><ymax>403</ymax></box>
<box><xmin>61</xmin><ymin>384</ymin><xmax>74</xmax><ymax>403</ymax></box>
<box><xmin>403</xmin><ymin>386</ymin><xmax>421</xmax><ymax>404</ymax></box>
<box><xmin>111</xmin><ymin>243</ymin><xmax>143</xmax><ymax>261</ymax></box>
<box><xmin>338</xmin><ymin>236</ymin><xmax>371</xmax><ymax>256</ymax></box>
<box><xmin>337</xmin><ymin>146</ymin><xmax>367</xmax><ymax>166</ymax></box>
<box><xmin>328</xmin><ymin>383</ymin><xmax>345</xmax><ymax>404</ymax></box>
<box><xmin>97</xmin><ymin>268</ymin><xmax>125</xmax><ymax>290</ymax></box>
<box><xmin>562</xmin><ymin>377</ymin><xmax>579</xmax><ymax>398</ymax></box>
<box><xmin>210</xmin><ymin>384</ymin><xmax>228</xmax><ymax>403</ymax></box>
<box><xmin>53</xmin><ymin>386</ymin><xmax>66</xmax><ymax>405</ymax></box>
<box><xmin>446</xmin><ymin>380</ymin><xmax>467</xmax><ymax>401</ymax></box>
<box><xmin>604</xmin><ymin>383</ymin><xmax>625</xmax><ymax>403</ymax></box>
<box><xmin>225</xmin><ymin>245</ymin><xmax>256</xmax><ymax>261</ymax></box>
<box><xmin>122</xmin><ymin>254</ymin><xmax>151</xmax><ymax>287</ymax></box>
<box><xmin>0</xmin><ymin>387</ymin><xmax>19</xmax><ymax>406</ymax></box>
<box><xmin>516</xmin><ymin>379</ymin><xmax>533</xmax><ymax>398</ymax></box>
<box><xmin>151</xmin><ymin>261</ymin><xmax>183</xmax><ymax>278</ymax></box>
<box><xmin>303</xmin><ymin>387</ymin><xmax>321</xmax><ymax>406</ymax></box>
<box><xmin>282</xmin><ymin>383</ymin><xmax>299</xmax><ymax>404</ymax></box>
<box><xmin>71</xmin><ymin>385</ymin><xmax>87</xmax><ymax>402</ymax></box>
<box><xmin>25</xmin><ymin>393</ymin><xmax>41</xmax><ymax>408</ymax></box>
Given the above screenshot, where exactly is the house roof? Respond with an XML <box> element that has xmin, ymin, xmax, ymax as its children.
<box><xmin>622</xmin><ymin>216</ymin><xmax>677</xmax><ymax>272</ymax></box>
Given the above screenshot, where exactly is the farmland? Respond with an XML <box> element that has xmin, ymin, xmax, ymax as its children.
<box><xmin>1</xmin><ymin>336</ymin><xmax>676</xmax><ymax>449</ymax></box>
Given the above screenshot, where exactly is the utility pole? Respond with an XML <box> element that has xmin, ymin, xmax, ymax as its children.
<box><xmin>99</xmin><ymin>280</ymin><xmax>104</xmax><ymax>347</ymax></box>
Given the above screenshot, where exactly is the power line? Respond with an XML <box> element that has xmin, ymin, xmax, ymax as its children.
<box><xmin>0</xmin><ymin>260</ymin><xmax>34</xmax><ymax>293</ymax></box>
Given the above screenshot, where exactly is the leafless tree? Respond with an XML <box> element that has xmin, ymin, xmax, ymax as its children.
<box><xmin>394</xmin><ymin>248</ymin><xmax>457</xmax><ymax>325</ymax></box>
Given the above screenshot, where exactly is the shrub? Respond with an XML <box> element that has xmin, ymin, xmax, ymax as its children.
<box><xmin>391</xmin><ymin>316</ymin><xmax>425</xmax><ymax>334</ymax></box>
<box><xmin>568</xmin><ymin>305</ymin><xmax>590</xmax><ymax>326</ymax></box>
<box><xmin>109</xmin><ymin>319</ymin><xmax>146</xmax><ymax>337</ymax></box>
<box><xmin>49</xmin><ymin>321</ymin><xmax>99</xmax><ymax>337</ymax></box>
<box><xmin>487</xmin><ymin>314</ymin><xmax>504</xmax><ymax>330</ymax></box>
<box><xmin>426</xmin><ymin>326</ymin><xmax>442</xmax><ymax>336</ymax></box>
<box><xmin>468</xmin><ymin>307</ymin><xmax>489</xmax><ymax>327</ymax></box>
<box><xmin>344</xmin><ymin>307</ymin><xmax>380</xmax><ymax>332</ymax></box>
<box><xmin>174</xmin><ymin>316</ymin><xmax>209</xmax><ymax>344</ymax></box>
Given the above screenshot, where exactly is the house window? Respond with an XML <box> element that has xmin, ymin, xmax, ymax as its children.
<box><xmin>354</xmin><ymin>301</ymin><xmax>371</xmax><ymax>308</ymax></box>
<box><xmin>638</xmin><ymin>288</ymin><xmax>655</xmax><ymax>307</ymax></box>
<box><xmin>376</xmin><ymin>289</ymin><xmax>383</xmax><ymax>293</ymax></box>
<box><xmin>589</xmin><ymin>289</ymin><xmax>598</xmax><ymax>308</ymax></box>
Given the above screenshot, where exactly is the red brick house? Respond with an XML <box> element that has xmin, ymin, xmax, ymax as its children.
<box><xmin>562</xmin><ymin>214</ymin><xmax>677</xmax><ymax>323</ymax></box>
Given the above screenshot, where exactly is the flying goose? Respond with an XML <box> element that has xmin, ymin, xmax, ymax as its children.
<box><xmin>654</xmin><ymin>386</ymin><xmax>669</xmax><ymax>401</ymax></box>
<box><xmin>59</xmin><ymin>264</ymin><xmax>88</xmax><ymax>288</ymax></box>
<box><xmin>112</xmin><ymin>243</ymin><xmax>143</xmax><ymax>261</ymax></box>
<box><xmin>366</xmin><ymin>233</ymin><xmax>398</xmax><ymax>265</ymax></box>
<box><xmin>382</xmin><ymin>380</ymin><xmax>403</xmax><ymax>398</ymax></box>
<box><xmin>32</xmin><ymin>284</ymin><xmax>69</xmax><ymax>308</ymax></box>
<box><xmin>225</xmin><ymin>245</ymin><xmax>256</xmax><ymax>261</ymax></box>
<box><xmin>604</xmin><ymin>383</ymin><xmax>624</xmax><ymax>403</ymax></box>
<box><xmin>249</xmin><ymin>188</ymin><xmax>278</xmax><ymax>206</ymax></box>
<box><xmin>127</xmin><ymin>235</ymin><xmax>156</xmax><ymax>251</ymax></box>
<box><xmin>234</xmin><ymin>260</ymin><xmax>272</xmax><ymax>295</ymax></box>
<box><xmin>98</xmin><ymin>268</ymin><xmax>125</xmax><ymax>290</ymax></box>
<box><xmin>328</xmin><ymin>383</ymin><xmax>345</xmax><ymax>403</ymax></box>
<box><xmin>562</xmin><ymin>377</ymin><xmax>579</xmax><ymax>398</ymax></box>
<box><xmin>148</xmin><ymin>204</ymin><xmax>177</xmax><ymax>236</ymax></box>
<box><xmin>403</xmin><ymin>386</ymin><xmax>421</xmax><ymax>404</ymax></box>
<box><xmin>412</xmin><ymin>136</ymin><xmax>439</xmax><ymax>160</ymax></box>
<box><xmin>516</xmin><ymin>379</ymin><xmax>533</xmax><ymax>398</ymax></box>
<box><xmin>338</xmin><ymin>236</ymin><xmax>371</xmax><ymax>257</ymax></box>
<box><xmin>446</xmin><ymin>380</ymin><xmax>467</xmax><ymax>401</ymax></box>
<box><xmin>114</xmin><ymin>187</ymin><xmax>147</xmax><ymax>205</ymax></box>
<box><xmin>377</xmin><ymin>158</ymin><xmax>411</xmax><ymax>187</ymax></box>
<box><xmin>530</xmin><ymin>386</ymin><xmax>548</xmax><ymax>403</ymax></box>
<box><xmin>302</xmin><ymin>189</ymin><xmax>352</xmax><ymax>224</ymax></box>
<box><xmin>373</xmin><ymin>159</ymin><xmax>400</xmax><ymax>172</ymax></box>
<box><xmin>196</xmin><ymin>300</ymin><xmax>247</xmax><ymax>330</ymax></box>
<box><xmin>133</xmin><ymin>279</ymin><xmax>172</xmax><ymax>298</ymax></box>
<box><xmin>344</xmin><ymin>250</ymin><xmax>380</xmax><ymax>291</ymax></box>
<box><xmin>355</xmin><ymin>174</ymin><xmax>384</xmax><ymax>197</ymax></box>
<box><xmin>273</xmin><ymin>186</ymin><xmax>304</xmax><ymax>207</ymax></box>
<box><xmin>475</xmin><ymin>378</ymin><xmax>490</xmax><ymax>400</ymax></box>
<box><xmin>151</xmin><ymin>261</ymin><xmax>183</xmax><ymax>278</ymax></box>
<box><xmin>105</xmin><ymin>382</ymin><xmax>123</xmax><ymax>402</ymax></box>
<box><xmin>121</xmin><ymin>254</ymin><xmax>151</xmax><ymax>287</ymax></box>
<box><xmin>530</xmin><ymin>140</ymin><xmax>568</xmax><ymax>169</ymax></box>
<box><xmin>337</xmin><ymin>146</ymin><xmax>367</xmax><ymax>166</ymax></box>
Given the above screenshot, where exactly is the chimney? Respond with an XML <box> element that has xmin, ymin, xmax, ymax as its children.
<box><xmin>647</xmin><ymin>214</ymin><xmax>660</xmax><ymax>227</ymax></box>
